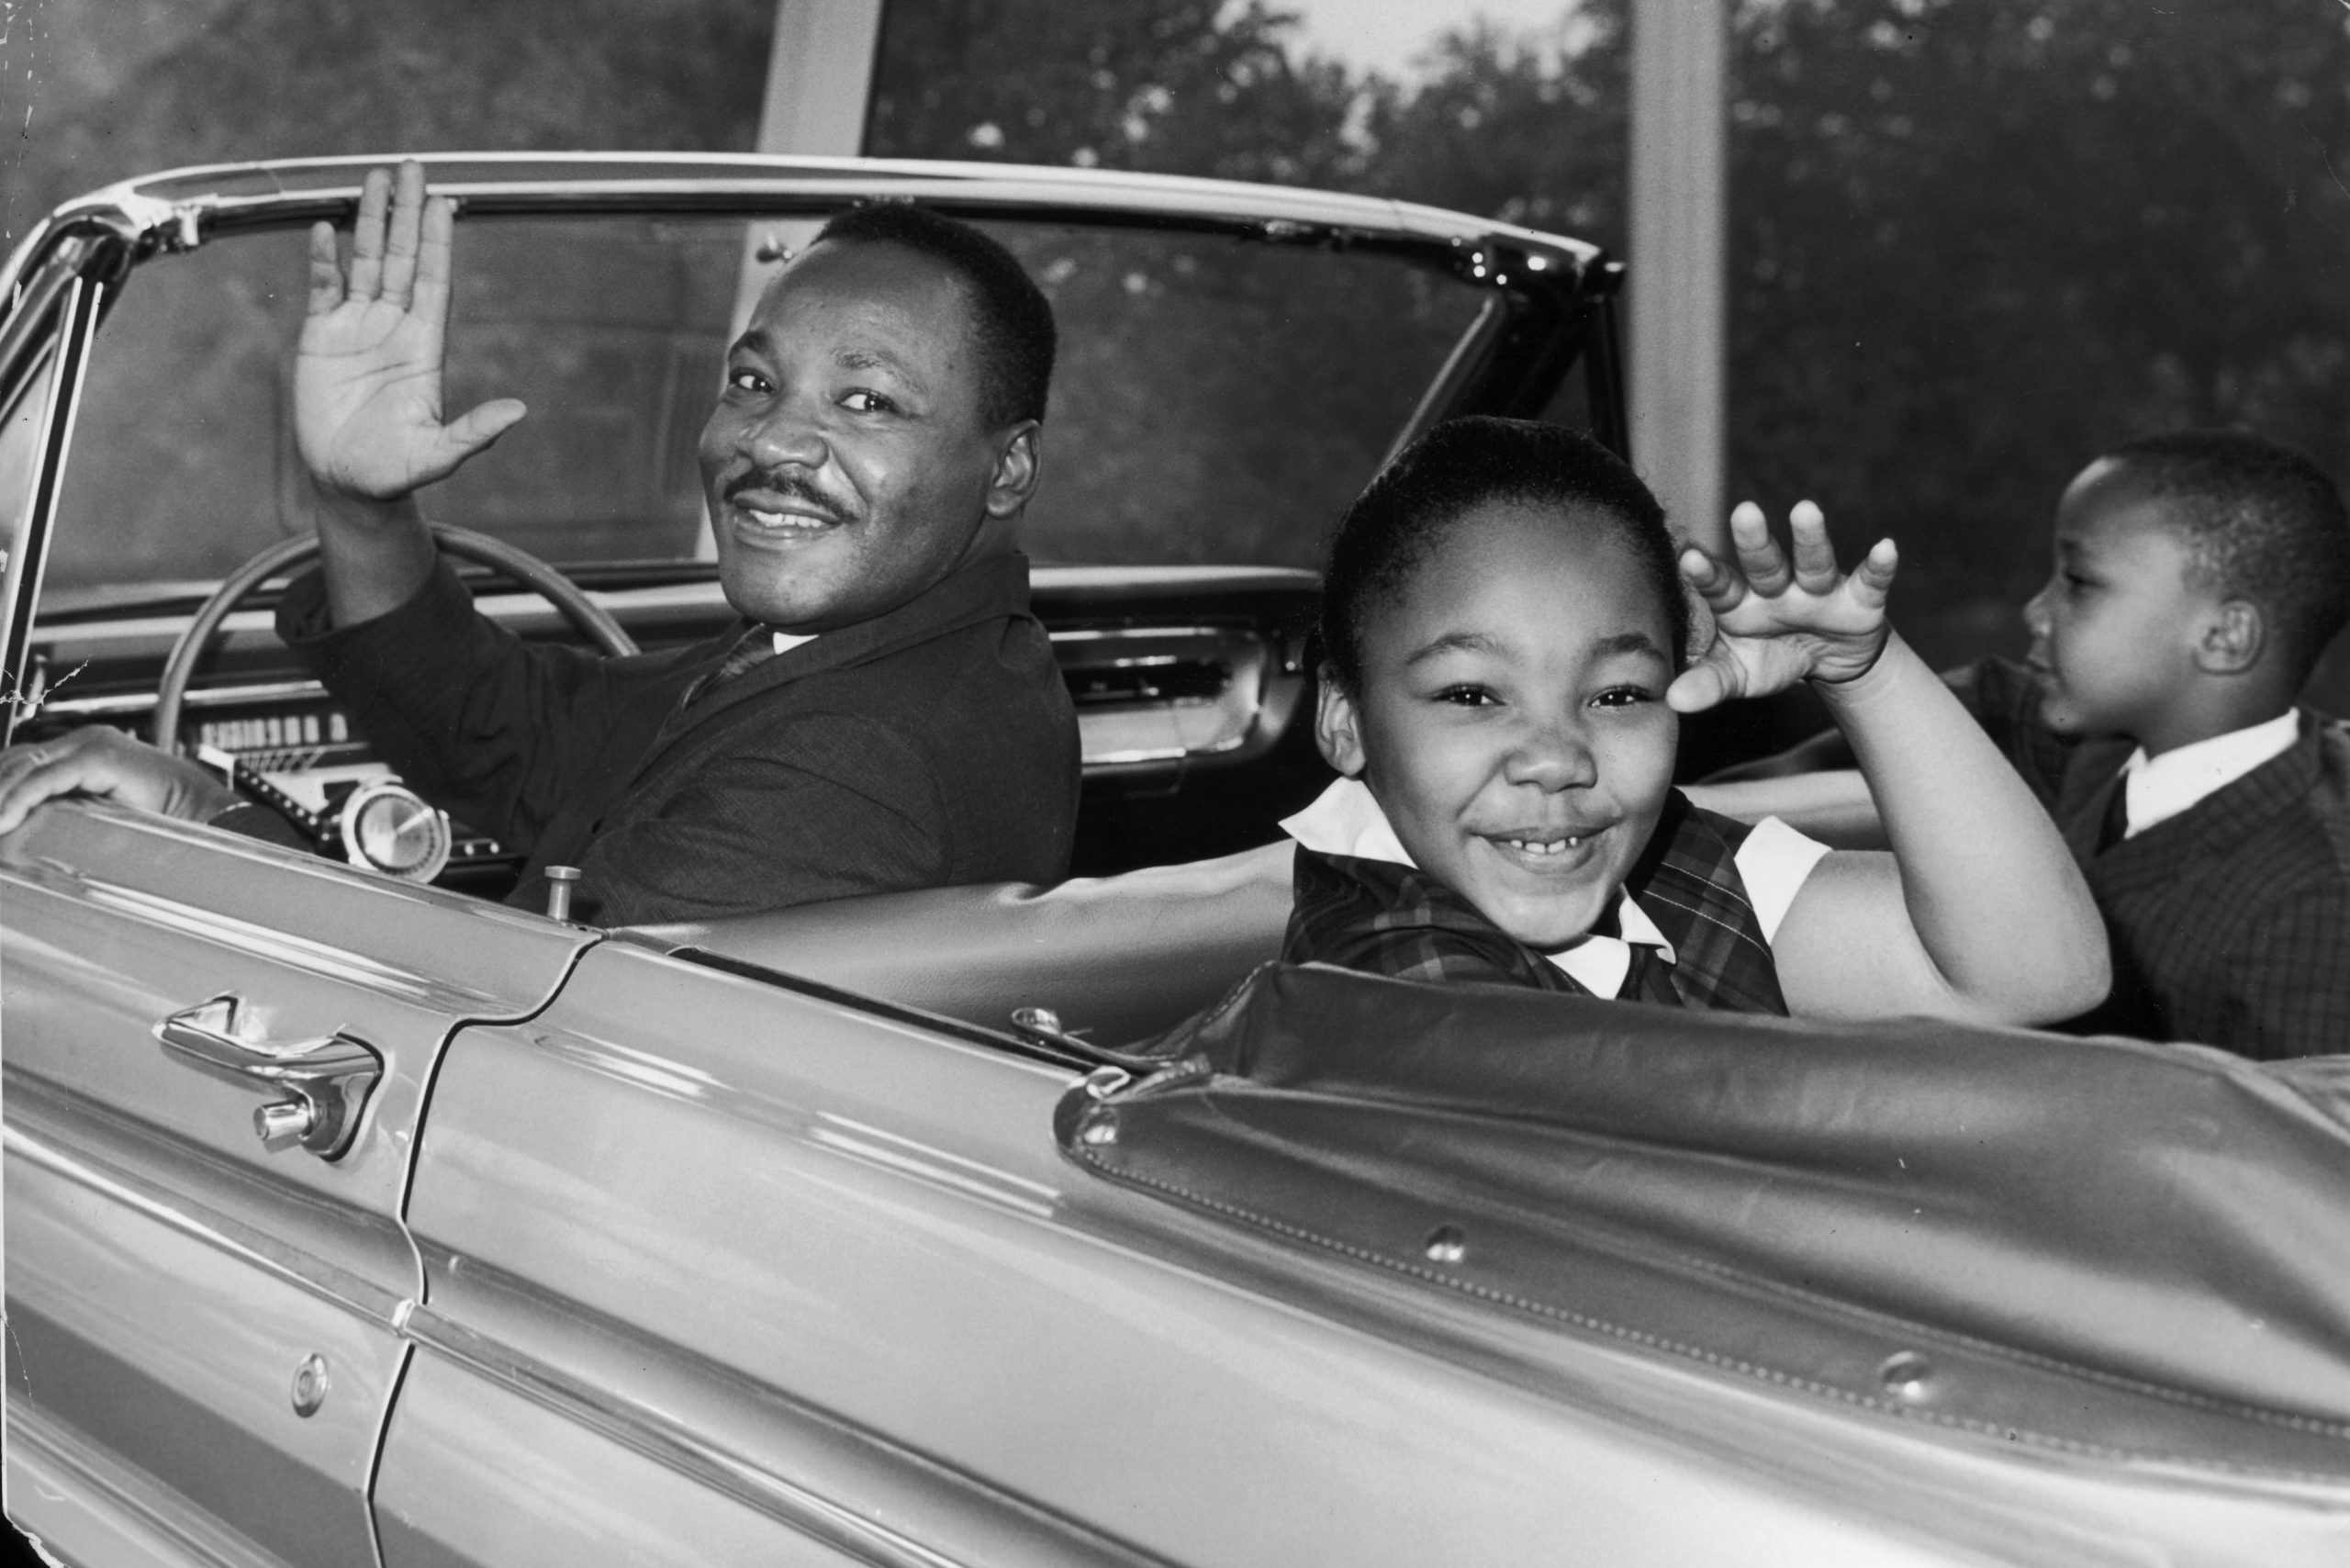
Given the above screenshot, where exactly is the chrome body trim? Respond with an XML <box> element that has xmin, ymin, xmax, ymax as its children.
<box><xmin>6</xmin><ymin>1396</ymin><xmax>293</xmax><ymax>1568</ymax></box>
<box><xmin>395</xmin><ymin>1308</ymin><xmax>991</xmax><ymax>1568</ymax></box>
<box><xmin>2</xmin><ymin>1116</ymin><xmax>409</xmax><ymax>1332</ymax></box>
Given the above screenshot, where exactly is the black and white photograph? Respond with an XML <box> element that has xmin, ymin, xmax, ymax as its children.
<box><xmin>2</xmin><ymin>0</ymin><xmax>2349</xmax><ymax>1562</ymax></box>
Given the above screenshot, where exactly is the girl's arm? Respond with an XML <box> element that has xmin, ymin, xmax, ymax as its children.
<box><xmin>1672</xmin><ymin>504</ymin><xmax>2108</xmax><ymax>1025</ymax></box>
<box><xmin>1681</xmin><ymin>770</ymin><xmax>1886</xmax><ymax>851</ymax></box>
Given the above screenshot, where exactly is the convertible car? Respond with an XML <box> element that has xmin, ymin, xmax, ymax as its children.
<box><xmin>5</xmin><ymin>156</ymin><xmax>2349</xmax><ymax>1567</ymax></box>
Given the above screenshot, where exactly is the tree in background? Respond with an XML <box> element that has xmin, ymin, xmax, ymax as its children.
<box><xmin>0</xmin><ymin>0</ymin><xmax>773</xmax><ymax>255</ymax></box>
<box><xmin>873</xmin><ymin>0</ymin><xmax>2350</xmax><ymax>687</ymax></box>
<box><xmin>867</xmin><ymin>0</ymin><xmax>1360</xmax><ymax>185</ymax></box>
<box><xmin>1721</xmin><ymin>0</ymin><xmax>2350</xmax><ymax>671</ymax></box>
<box><xmin>7</xmin><ymin>0</ymin><xmax>2343</xmax><ymax>688</ymax></box>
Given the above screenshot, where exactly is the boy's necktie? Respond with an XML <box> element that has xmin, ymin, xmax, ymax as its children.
<box><xmin>1617</xmin><ymin>943</ymin><xmax>1682</xmax><ymax>1006</ymax></box>
<box><xmin>2094</xmin><ymin>776</ymin><xmax>2132</xmax><ymax>853</ymax></box>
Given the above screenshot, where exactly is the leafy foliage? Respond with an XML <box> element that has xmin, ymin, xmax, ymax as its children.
<box><xmin>874</xmin><ymin>0</ymin><xmax>2350</xmax><ymax>684</ymax></box>
<box><xmin>9</xmin><ymin>0</ymin><xmax>2348</xmax><ymax>686</ymax></box>
<box><xmin>0</xmin><ymin>0</ymin><xmax>772</xmax><ymax>252</ymax></box>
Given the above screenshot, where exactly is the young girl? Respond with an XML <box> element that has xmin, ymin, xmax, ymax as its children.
<box><xmin>1282</xmin><ymin>418</ymin><xmax>2109</xmax><ymax>1024</ymax></box>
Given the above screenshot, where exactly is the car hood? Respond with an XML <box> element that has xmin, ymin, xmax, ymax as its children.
<box><xmin>1061</xmin><ymin>962</ymin><xmax>2350</xmax><ymax>1482</ymax></box>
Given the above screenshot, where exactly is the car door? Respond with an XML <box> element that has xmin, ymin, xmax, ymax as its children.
<box><xmin>373</xmin><ymin>937</ymin><xmax>2073</xmax><ymax>1568</ymax></box>
<box><xmin>2</xmin><ymin>800</ymin><xmax>597</xmax><ymax>1568</ymax></box>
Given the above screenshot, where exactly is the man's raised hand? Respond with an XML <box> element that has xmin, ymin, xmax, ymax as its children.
<box><xmin>1665</xmin><ymin>500</ymin><xmax>1900</xmax><ymax>714</ymax></box>
<box><xmin>295</xmin><ymin>162</ymin><xmax>527</xmax><ymax>502</ymax></box>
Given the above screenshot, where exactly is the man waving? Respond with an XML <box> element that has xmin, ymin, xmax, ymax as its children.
<box><xmin>0</xmin><ymin>162</ymin><xmax>1079</xmax><ymax>924</ymax></box>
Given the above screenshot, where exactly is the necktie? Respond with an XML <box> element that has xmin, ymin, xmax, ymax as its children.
<box><xmin>1618</xmin><ymin>943</ymin><xmax>1682</xmax><ymax>1006</ymax></box>
<box><xmin>680</xmin><ymin>624</ymin><xmax>778</xmax><ymax>709</ymax></box>
<box><xmin>2094</xmin><ymin>775</ymin><xmax>2132</xmax><ymax>853</ymax></box>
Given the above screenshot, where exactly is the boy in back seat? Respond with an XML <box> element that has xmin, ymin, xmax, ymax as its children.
<box><xmin>1703</xmin><ymin>430</ymin><xmax>2350</xmax><ymax>1058</ymax></box>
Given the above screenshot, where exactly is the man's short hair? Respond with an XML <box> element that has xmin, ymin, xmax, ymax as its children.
<box><xmin>2102</xmin><ymin>429</ymin><xmax>2350</xmax><ymax>683</ymax></box>
<box><xmin>812</xmin><ymin>202</ymin><xmax>1057</xmax><ymax>430</ymax></box>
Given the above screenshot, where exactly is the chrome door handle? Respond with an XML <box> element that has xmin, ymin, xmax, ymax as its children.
<box><xmin>154</xmin><ymin>996</ymin><xmax>382</xmax><ymax>1160</ymax></box>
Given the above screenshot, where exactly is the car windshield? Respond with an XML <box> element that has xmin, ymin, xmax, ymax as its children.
<box><xmin>41</xmin><ymin>210</ymin><xmax>1491</xmax><ymax>613</ymax></box>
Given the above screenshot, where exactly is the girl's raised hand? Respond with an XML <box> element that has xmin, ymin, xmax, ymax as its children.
<box><xmin>1666</xmin><ymin>500</ymin><xmax>1899</xmax><ymax>713</ymax></box>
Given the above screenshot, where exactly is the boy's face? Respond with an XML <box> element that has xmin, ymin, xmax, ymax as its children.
<box><xmin>2022</xmin><ymin>460</ymin><xmax>2213</xmax><ymax>741</ymax></box>
<box><xmin>1318</xmin><ymin>501</ymin><xmax>1680</xmax><ymax>951</ymax></box>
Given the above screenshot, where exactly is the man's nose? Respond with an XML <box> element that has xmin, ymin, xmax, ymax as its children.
<box><xmin>1503</xmin><ymin>716</ymin><xmax>1597</xmax><ymax>790</ymax></box>
<box><xmin>744</xmin><ymin>400</ymin><xmax>827</xmax><ymax>472</ymax></box>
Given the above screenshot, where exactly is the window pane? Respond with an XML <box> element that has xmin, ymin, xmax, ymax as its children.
<box><xmin>45</xmin><ymin>218</ymin><xmax>741</xmax><ymax>607</ymax></box>
<box><xmin>0</xmin><ymin>335</ymin><xmax>60</xmax><ymax>582</ymax></box>
<box><xmin>986</xmin><ymin>224</ymin><xmax>1486</xmax><ymax>568</ymax></box>
<box><xmin>47</xmin><ymin>211</ymin><xmax>1487</xmax><ymax>604</ymax></box>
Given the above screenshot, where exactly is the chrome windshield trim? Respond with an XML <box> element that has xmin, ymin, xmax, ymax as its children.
<box><xmin>39</xmin><ymin>154</ymin><xmax>1600</xmax><ymax>297</ymax></box>
<box><xmin>65</xmin><ymin>149</ymin><xmax>1599</xmax><ymax>252</ymax></box>
<box><xmin>0</xmin><ymin>272</ymin><xmax>103</xmax><ymax>745</ymax></box>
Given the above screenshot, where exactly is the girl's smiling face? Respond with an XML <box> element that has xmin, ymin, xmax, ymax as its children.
<box><xmin>1317</xmin><ymin>499</ymin><xmax>1681</xmax><ymax>950</ymax></box>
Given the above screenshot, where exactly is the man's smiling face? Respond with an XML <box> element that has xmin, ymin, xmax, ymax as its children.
<box><xmin>699</xmin><ymin>237</ymin><xmax>1033</xmax><ymax>631</ymax></box>
<box><xmin>1318</xmin><ymin>500</ymin><xmax>1681</xmax><ymax>950</ymax></box>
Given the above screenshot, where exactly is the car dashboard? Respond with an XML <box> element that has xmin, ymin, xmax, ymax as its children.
<box><xmin>16</xmin><ymin>561</ymin><xmax>1328</xmax><ymax>889</ymax></box>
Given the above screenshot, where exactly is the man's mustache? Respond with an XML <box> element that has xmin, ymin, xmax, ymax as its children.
<box><xmin>723</xmin><ymin>470</ymin><xmax>854</xmax><ymax>525</ymax></box>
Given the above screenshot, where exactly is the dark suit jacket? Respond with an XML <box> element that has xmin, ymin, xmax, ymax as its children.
<box><xmin>276</xmin><ymin>551</ymin><xmax>1079</xmax><ymax>926</ymax></box>
<box><xmin>1961</xmin><ymin>656</ymin><xmax>2350</xmax><ymax>1058</ymax></box>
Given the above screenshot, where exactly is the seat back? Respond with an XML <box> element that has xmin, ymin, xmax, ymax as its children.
<box><xmin>630</xmin><ymin>841</ymin><xmax>1296</xmax><ymax>1046</ymax></box>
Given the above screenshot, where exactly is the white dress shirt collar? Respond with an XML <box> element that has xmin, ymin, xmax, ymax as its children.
<box><xmin>1279</xmin><ymin>777</ymin><xmax>1670</xmax><ymax>997</ymax></box>
<box><xmin>2120</xmin><ymin>709</ymin><xmax>2299</xmax><ymax>838</ymax></box>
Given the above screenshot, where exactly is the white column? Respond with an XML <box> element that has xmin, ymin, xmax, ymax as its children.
<box><xmin>703</xmin><ymin>0</ymin><xmax>889</xmax><ymax>559</ymax></box>
<box><xmin>734</xmin><ymin>0</ymin><xmax>889</xmax><ymax>330</ymax></box>
<box><xmin>1628</xmin><ymin>0</ymin><xmax>1729</xmax><ymax>551</ymax></box>
<box><xmin>755</xmin><ymin>0</ymin><xmax>888</xmax><ymax>158</ymax></box>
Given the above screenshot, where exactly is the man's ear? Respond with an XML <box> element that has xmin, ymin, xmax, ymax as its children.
<box><xmin>2196</xmin><ymin>598</ymin><xmax>2266</xmax><ymax>676</ymax></box>
<box><xmin>1315</xmin><ymin>672</ymin><xmax>1369</xmax><ymax>778</ymax></box>
<box><xmin>983</xmin><ymin>421</ymin><xmax>1042</xmax><ymax>519</ymax></box>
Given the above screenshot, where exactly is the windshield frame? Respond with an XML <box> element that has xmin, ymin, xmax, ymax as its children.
<box><xmin>0</xmin><ymin>155</ymin><xmax>1622</xmax><ymax>711</ymax></box>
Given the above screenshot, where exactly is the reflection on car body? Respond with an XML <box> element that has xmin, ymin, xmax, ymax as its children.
<box><xmin>3</xmin><ymin>155</ymin><xmax>2347</xmax><ymax>1567</ymax></box>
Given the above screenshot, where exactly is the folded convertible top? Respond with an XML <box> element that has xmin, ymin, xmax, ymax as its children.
<box><xmin>1058</xmin><ymin>963</ymin><xmax>2350</xmax><ymax>1479</ymax></box>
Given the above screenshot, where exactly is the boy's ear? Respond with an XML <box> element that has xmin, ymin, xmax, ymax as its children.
<box><xmin>2196</xmin><ymin>599</ymin><xmax>2266</xmax><ymax>676</ymax></box>
<box><xmin>1315</xmin><ymin>671</ymin><xmax>1369</xmax><ymax>778</ymax></box>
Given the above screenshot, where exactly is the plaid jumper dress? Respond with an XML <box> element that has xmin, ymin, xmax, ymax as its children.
<box><xmin>1283</xmin><ymin>790</ymin><xmax>1789</xmax><ymax>1014</ymax></box>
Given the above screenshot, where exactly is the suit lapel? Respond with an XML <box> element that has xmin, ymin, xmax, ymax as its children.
<box><xmin>2081</xmin><ymin>717</ymin><xmax>2320</xmax><ymax>896</ymax></box>
<box><xmin>624</xmin><ymin>552</ymin><xmax>1034</xmax><ymax>795</ymax></box>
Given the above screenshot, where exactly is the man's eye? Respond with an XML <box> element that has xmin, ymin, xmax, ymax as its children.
<box><xmin>840</xmin><ymin>389</ymin><xmax>897</xmax><ymax>414</ymax></box>
<box><xmin>726</xmin><ymin>368</ymin><xmax>770</xmax><ymax>395</ymax></box>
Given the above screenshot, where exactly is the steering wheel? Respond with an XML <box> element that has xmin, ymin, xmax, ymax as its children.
<box><xmin>152</xmin><ymin>523</ymin><xmax>640</xmax><ymax>753</ymax></box>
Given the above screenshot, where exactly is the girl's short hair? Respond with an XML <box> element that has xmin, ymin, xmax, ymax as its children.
<box><xmin>1320</xmin><ymin>417</ymin><xmax>1691</xmax><ymax>689</ymax></box>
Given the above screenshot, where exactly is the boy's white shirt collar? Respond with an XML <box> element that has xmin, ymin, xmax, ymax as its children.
<box><xmin>771</xmin><ymin>630</ymin><xmax>817</xmax><ymax>655</ymax></box>
<box><xmin>1279</xmin><ymin>776</ymin><xmax>1672</xmax><ymax>996</ymax></box>
<box><xmin>2119</xmin><ymin>709</ymin><xmax>2299</xmax><ymax>838</ymax></box>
